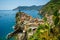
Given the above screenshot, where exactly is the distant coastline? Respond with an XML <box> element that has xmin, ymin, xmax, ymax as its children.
<box><xmin>13</xmin><ymin>5</ymin><xmax>43</xmax><ymax>10</ymax></box>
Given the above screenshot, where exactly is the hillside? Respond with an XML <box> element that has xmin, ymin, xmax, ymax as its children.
<box><xmin>13</xmin><ymin>5</ymin><xmax>43</xmax><ymax>10</ymax></box>
<box><xmin>7</xmin><ymin>12</ymin><xmax>44</xmax><ymax>40</ymax></box>
<box><xmin>40</xmin><ymin>0</ymin><xmax>60</xmax><ymax>16</ymax></box>
<box><xmin>29</xmin><ymin>0</ymin><xmax>60</xmax><ymax>40</ymax></box>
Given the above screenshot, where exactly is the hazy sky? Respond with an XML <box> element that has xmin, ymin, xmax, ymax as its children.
<box><xmin>0</xmin><ymin>0</ymin><xmax>50</xmax><ymax>10</ymax></box>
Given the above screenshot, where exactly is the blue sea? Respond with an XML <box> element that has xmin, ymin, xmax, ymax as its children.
<box><xmin>0</xmin><ymin>10</ymin><xmax>42</xmax><ymax>40</ymax></box>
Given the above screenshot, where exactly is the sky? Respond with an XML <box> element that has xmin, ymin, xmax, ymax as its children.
<box><xmin>0</xmin><ymin>0</ymin><xmax>50</xmax><ymax>10</ymax></box>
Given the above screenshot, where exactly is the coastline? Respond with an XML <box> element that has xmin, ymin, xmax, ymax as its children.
<box><xmin>7</xmin><ymin>12</ymin><xmax>44</xmax><ymax>40</ymax></box>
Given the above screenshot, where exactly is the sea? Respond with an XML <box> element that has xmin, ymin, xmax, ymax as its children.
<box><xmin>0</xmin><ymin>10</ymin><xmax>42</xmax><ymax>40</ymax></box>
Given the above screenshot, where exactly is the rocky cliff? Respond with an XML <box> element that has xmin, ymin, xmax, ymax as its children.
<box><xmin>7</xmin><ymin>12</ymin><xmax>44</xmax><ymax>40</ymax></box>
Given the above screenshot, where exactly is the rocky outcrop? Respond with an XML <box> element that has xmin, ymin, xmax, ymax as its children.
<box><xmin>7</xmin><ymin>12</ymin><xmax>44</xmax><ymax>40</ymax></box>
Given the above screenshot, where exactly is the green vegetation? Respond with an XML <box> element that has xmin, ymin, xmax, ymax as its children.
<box><xmin>40</xmin><ymin>0</ymin><xmax>60</xmax><ymax>16</ymax></box>
<box><xmin>53</xmin><ymin>10</ymin><xmax>60</xmax><ymax>26</ymax></box>
<box><xmin>29</xmin><ymin>16</ymin><xmax>60</xmax><ymax>40</ymax></box>
<box><xmin>29</xmin><ymin>0</ymin><xmax>60</xmax><ymax>40</ymax></box>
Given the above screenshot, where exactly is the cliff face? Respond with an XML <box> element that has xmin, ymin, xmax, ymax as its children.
<box><xmin>15</xmin><ymin>12</ymin><xmax>44</xmax><ymax>40</ymax></box>
<box><xmin>7</xmin><ymin>12</ymin><xmax>44</xmax><ymax>40</ymax></box>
